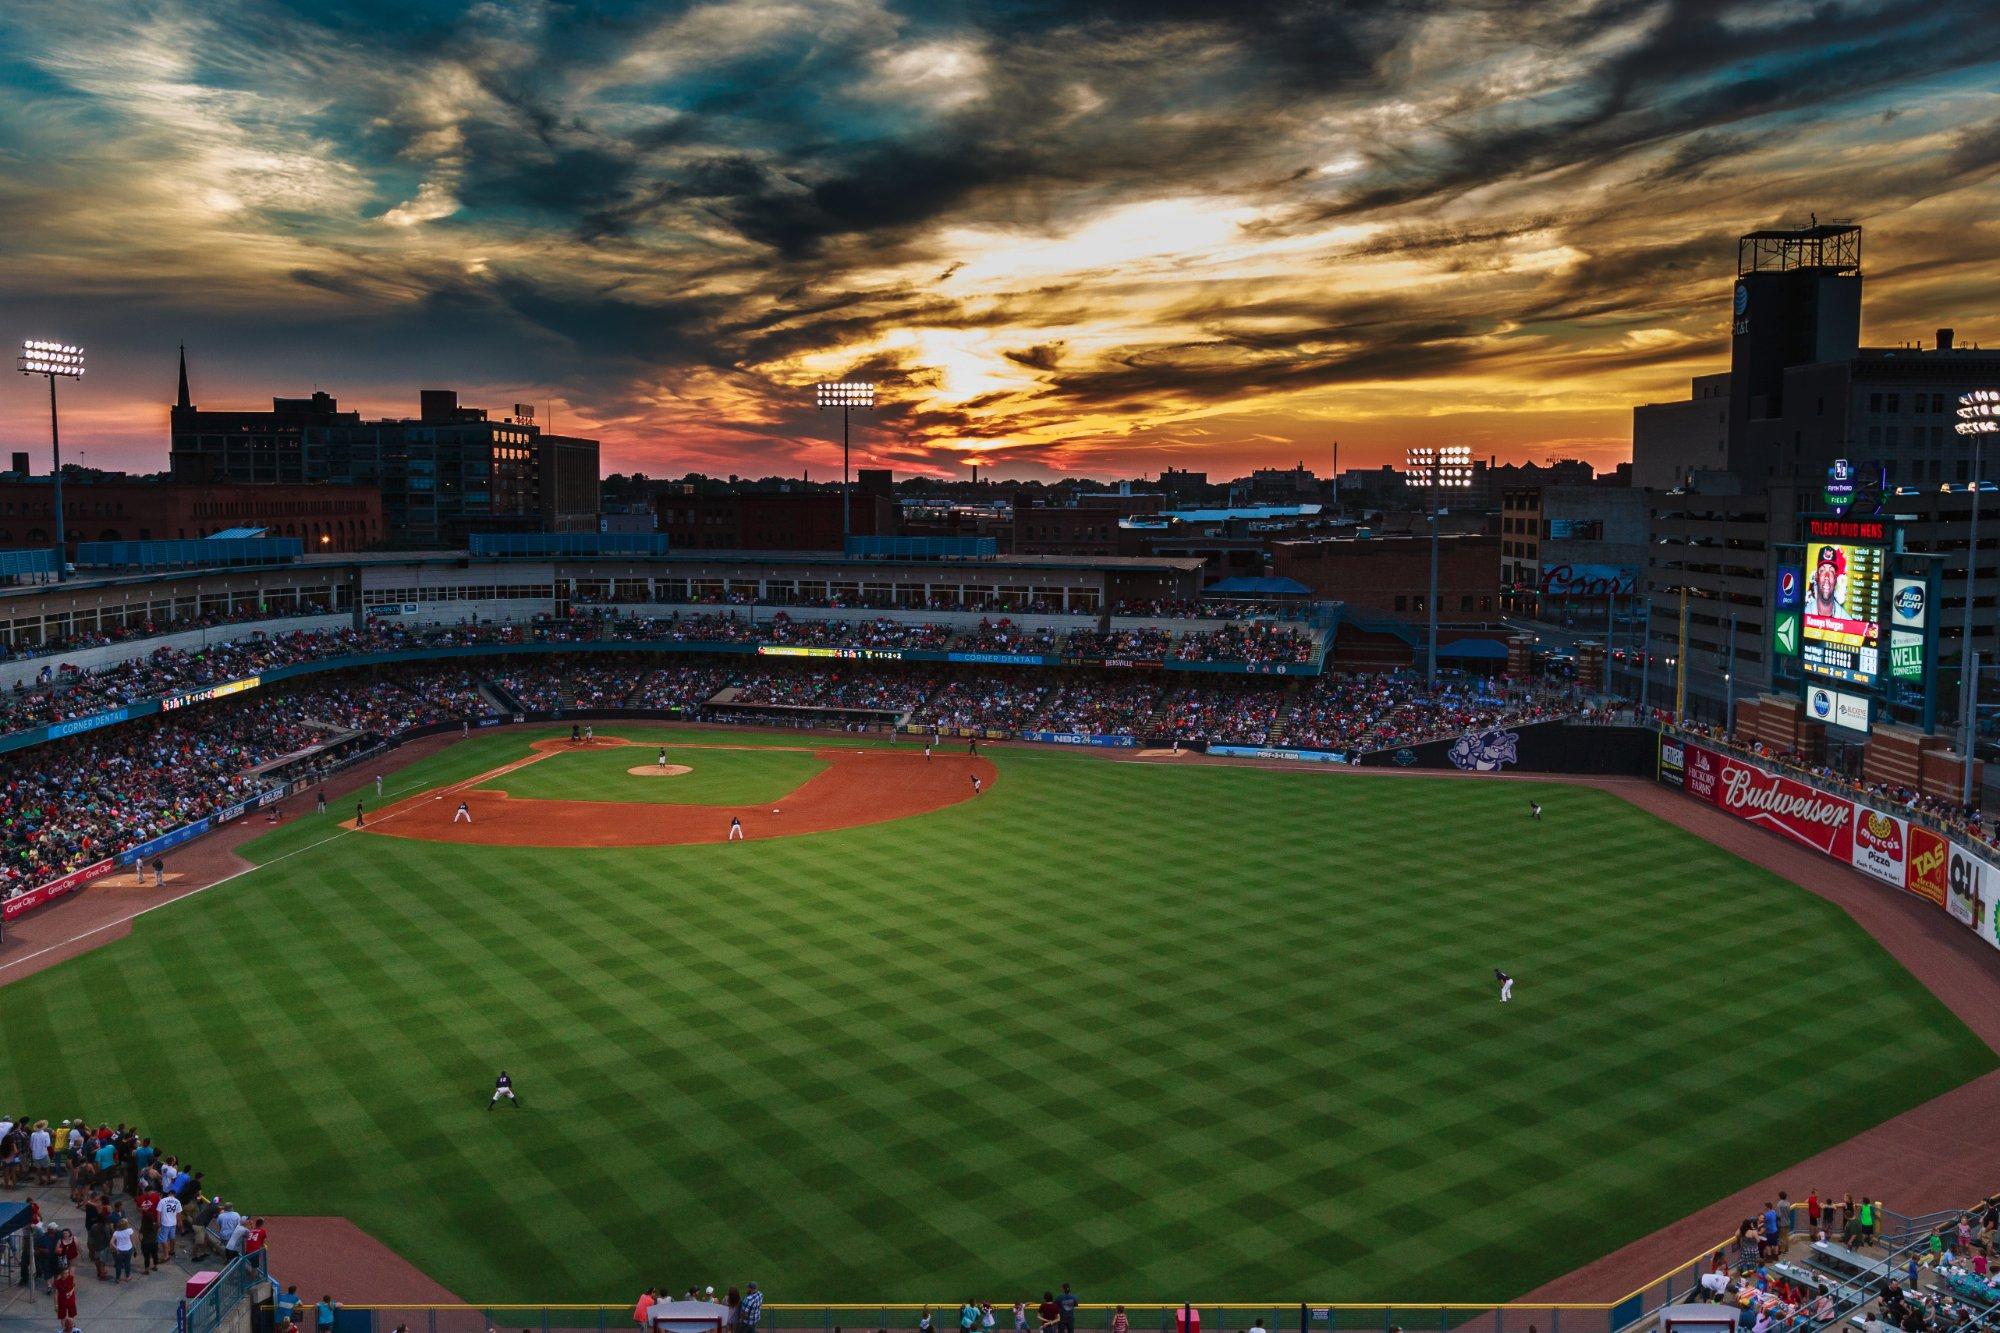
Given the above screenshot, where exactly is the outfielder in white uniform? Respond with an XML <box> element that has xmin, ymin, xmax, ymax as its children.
<box><xmin>1495</xmin><ymin>969</ymin><xmax>1514</xmax><ymax>1002</ymax></box>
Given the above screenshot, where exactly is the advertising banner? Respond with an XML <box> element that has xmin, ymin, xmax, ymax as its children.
<box><xmin>47</xmin><ymin>706</ymin><xmax>136</xmax><ymax>740</ymax></box>
<box><xmin>1805</xmin><ymin>684</ymin><xmax>1870</xmax><ymax>733</ymax></box>
<box><xmin>1948</xmin><ymin>844</ymin><xmax>1994</xmax><ymax>936</ymax></box>
<box><xmin>1658</xmin><ymin>735</ymin><xmax>1686</xmax><ymax>788</ymax></box>
<box><xmin>1905</xmin><ymin>826</ymin><xmax>1950</xmax><ymax>907</ymax></box>
<box><xmin>1540</xmin><ymin>563</ymin><xmax>1636</xmax><ymax>597</ymax></box>
<box><xmin>161</xmin><ymin>675</ymin><xmax>262</xmax><ymax>712</ymax></box>
<box><xmin>1696</xmin><ymin>742</ymin><xmax>1856</xmax><ymax>858</ymax></box>
<box><xmin>755</xmin><ymin>645</ymin><xmax>906</xmax><ymax>661</ymax></box>
<box><xmin>1016</xmin><ymin>731</ymin><xmax>1141</xmax><ymax>748</ymax></box>
<box><xmin>946</xmin><ymin>651</ymin><xmax>1051</xmax><ymax>666</ymax></box>
<box><xmin>1682</xmin><ymin>740</ymin><xmax>1721</xmax><ymax>803</ymax></box>
<box><xmin>119</xmin><ymin>817</ymin><xmax>213</xmax><ymax>865</ymax></box>
<box><xmin>3</xmin><ymin>857</ymin><xmax>116</xmax><ymax>921</ymax></box>
<box><xmin>1208</xmin><ymin>744</ymin><xmax>1351</xmax><ymax>764</ymax></box>
<box><xmin>1849</xmin><ymin>805</ymin><xmax>1908</xmax><ymax>888</ymax></box>
<box><xmin>1776</xmin><ymin>566</ymin><xmax>1803</xmax><ymax>610</ymax></box>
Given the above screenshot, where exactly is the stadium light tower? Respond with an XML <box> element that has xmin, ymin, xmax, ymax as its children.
<box><xmin>1405</xmin><ymin>445</ymin><xmax>1473</xmax><ymax>687</ymax></box>
<box><xmin>815</xmin><ymin>380</ymin><xmax>876</xmax><ymax>550</ymax></box>
<box><xmin>18</xmin><ymin>339</ymin><xmax>84</xmax><ymax>583</ymax></box>
<box><xmin>1953</xmin><ymin>388</ymin><xmax>1996</xmax><ymax>810</ymax></box>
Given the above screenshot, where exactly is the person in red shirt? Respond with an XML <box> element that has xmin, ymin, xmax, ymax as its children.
<box><xmin>53</xmin><ymin>1267</ymin><xmax>77</xmax><ymax>1321</ymax></box>
<box><xmin>242</xmin><ymin>1218</ymin><xmax>268</xmax><ymax>1255</ymax></box>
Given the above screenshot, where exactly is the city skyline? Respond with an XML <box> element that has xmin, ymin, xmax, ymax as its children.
<box><xmin>3</xmin><ymin>0</ymin><xmax>1999</xmax><ymax>481</ymax></box>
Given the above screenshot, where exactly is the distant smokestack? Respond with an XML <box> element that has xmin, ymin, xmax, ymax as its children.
<box><xmin>9</xmin><ymin>453</ymin><xmax>27</xmax><ymax>475</ymax></box>
<box><xmin>1938</xmin><ymin>328</ymin><xmax>1955</xmax><ymax>351</ymax></box>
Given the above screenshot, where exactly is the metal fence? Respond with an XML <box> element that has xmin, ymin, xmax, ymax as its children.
<box><xmin>329</xmin><ymin>1307</ymin><xmax>1625</xmax><ymax>1333</ymax></box>
<box><xmin>180</xmin><ymin>1250</ymin><xmax>269</xmax><ymax>1333</ymax></box>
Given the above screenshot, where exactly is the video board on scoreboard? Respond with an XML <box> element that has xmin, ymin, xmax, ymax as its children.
<box><xmin>1802</xmin><ymin>533</ymin><xmax>1884</xmax><ymax>687</ymax></box>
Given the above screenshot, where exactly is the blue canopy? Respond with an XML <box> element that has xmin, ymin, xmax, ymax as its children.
<box><xmin>0</xmin><ymin>1201</ymin><xmax>31</xmax><ymax>1242</ymax></box>
<box><xmin>1438</xmin><ymin>638</ymin><xmax>1509</xmax><ymax>660</ymax></box>
<box><xmin>1204</xmin><ymin>576</ymin><xmax>1314</xmax><ymax>597</ymax></box>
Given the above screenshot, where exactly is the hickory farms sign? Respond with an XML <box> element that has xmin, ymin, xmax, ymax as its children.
<box><xmin>1697</xmin><ymin>745</ymin><xmax>1856</xmax><ymax>859</ymax></box>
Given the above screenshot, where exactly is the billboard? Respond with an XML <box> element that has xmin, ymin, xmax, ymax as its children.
<box><xmin>1775</xmin><ymin>565</ymin><xmax>1803</xmax><ymax>610</ymax></box>
<box><xmin>1802</xmin><ymin>540</ymin><xmax>1884</xmax><ymax>685</ymax></box>
<box><xmin>1948</xmin><ymin>844</ymin><xmax>1993</xmax><ymax>935</ymax></box>
<box><xmin>1890</xmin><ymin>575</ymin><xmax>1927</xmax><ymax>682</ymax></box>
<box><xmin>1540</xmin><ymin>563</ymin><xmax>1635</xmax><ymax>597</ymax></box>
<box><xmin>1805</xmin><ymin>684</ymin><xmax>1871</xmax><ymax>733</ymax></box>
<box><xmin>1905</xmin><ymin>826</ymin><xmax>1949</xmax><ymax>907</ymax></box>
<box><xmin>1688</xmin><ymin>740</ymin><xmax>1856</xmax><ymax>858</ymax></box>
<box><xmin>1849</xmin><ymin>806</ymin><xmax>1908</xmax><ymax>887</ymax></box>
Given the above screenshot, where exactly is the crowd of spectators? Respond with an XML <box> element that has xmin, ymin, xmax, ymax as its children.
<box><xmin>490</xmin><ymin>662</ymin><xmax>635</xmax><ymax>712</ymax></box>
<box><xmin>0</xmin><ymin>599</ymin><xmax>341</xmax><ymax>667</ymax></box>
<box><xmin>1034</xmin><ymin>679</ymin><xmax>1165</xmax><ymax>736</ymax></box>
<box><xmin>1067</xmin><ymin>627</ymin><xmax>1173</xmax><ymax>660</ymax></box>
<box><xmin>630</xmin><ymin>664</ymin><xmax>738</xmax><ymax>711</ymax></box>
<box><xmin>958</xmin><ymin>620</ymin><xmax>1064</xmax><ymax>655</ymax></box>
<box><xmin>1281</xmin><ymin>671</ymin><xmax>1578</xmax><ymax>753</ymax></box>
<box><xmin>761</xmin><ymin>614</ymin><xmax>955</xmax><ymax>651</ymax></box>
<box><xmin>1173</xmin><ymin>623</ymin><xmax>1317</xmax><ymax>665</ymax></box>
<box><xmin>736</xmin><ymin>666</ymin><xmax>937</xmax><ymax>712</ymax></box>
<box><xmin>912</xmin><ymin>674</ymin><xmax>1059</xmax><ymax>733</ymax></box>
<box><xmin>2</xmin><ymin>1114</ymin><xmax>270</xmax><ymax>1296</ymax></box>
<box><xmin>1160</xmin><ymin>682</ymin><xmax>1287</xmax><ymax>745</ymax></box>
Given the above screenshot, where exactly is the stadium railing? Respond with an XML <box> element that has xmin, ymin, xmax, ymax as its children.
<box><xmin>179</xmin><ymin>1249</ymin><xmax>269</xmax><ymax>1333</ymax></box>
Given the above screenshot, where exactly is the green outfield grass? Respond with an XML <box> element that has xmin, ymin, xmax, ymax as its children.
<box><xmin>0</xmin><ymin>724</ymin><xmax>1989</xmax><ymax>1304</ymax></box>
<box><xmin>476</xmin><ymin>740</ymin><xmax>828</xmax><ymax>806</ymax></box>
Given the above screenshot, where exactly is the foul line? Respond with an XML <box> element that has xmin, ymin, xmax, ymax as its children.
<box><xmin>0</xmin><ymin>772</ymin><xmax>441</xmax><ymax>979</ymax></box>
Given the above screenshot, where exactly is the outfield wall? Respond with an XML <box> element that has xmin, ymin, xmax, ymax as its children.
<box><xmin>1353</xmin><ymin>722</ymin><xmax>1657</xmax><ymax>775</ymax></box>
<box><xmin>1658</xmin><ymin>734</ymin><xmax>2000</xmax><ymax>959</ymax></box>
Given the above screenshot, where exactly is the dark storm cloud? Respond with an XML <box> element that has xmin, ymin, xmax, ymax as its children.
<box><xmin>4</xmin><ymin>0</ymin><xmax>2000</xmax><ymax>475</ymax></box>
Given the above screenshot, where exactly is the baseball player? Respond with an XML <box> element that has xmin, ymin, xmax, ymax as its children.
<box><xmin>1529</xmin><ymin>801</ymin><xmax>1542</xmax><ymax>822</ymax></box>
<box><xmin>315</xmin><ymin>789</ymin><xmax>327</xmax><ymax>815</ymax></box>
<box><xmin>657</xmin><ymin>747</ymin><xmax>668</xmax><ymax>768</ymax></box>
<box><xmin>355</xmin><ymin>801</ymin><xmax>365</xmax><ymax>828</ymax></box>
<box><xmin>571</xmin><ymin>724</ymin><xmax>582</xmax><ymax>744</ymax></box>
<box><xmin>454</xmin><ymin>801</ymin><xmax>472</xmax><ymax>824</ymax></box>
<box><xmin>728</xmin><ymin>816</ymin><xmax>744</xmax><ymax>841</ymax></box>
<box><xmin>374</xmin><ymin>774</ymin><xmax>383</xmax><ymax>797</ymax></box>
<box><xmin>585</xmin><ymin>724</ymin><xmax>594</xmax><ymax>742</ymax></box>
<box><xmin>1495</xmin><ymin>968</ymin><xmax>1514</xmax><ymax>1002</ymax></box>
<box><xmin>488</xmin><ymin>1071</ymin><xmax>520</xmax><ymax>1110</ymax></box>
<box><xmin>970</xmin><ymin>773</ymin><xmax>982</xmax><ymax>796</ymax></box>
<box><xmin>924</xmin><ymin>742</ymin><xmax>933</xmax><ymax>760</ymax></box>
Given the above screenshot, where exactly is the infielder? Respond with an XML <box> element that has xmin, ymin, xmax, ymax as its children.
<box><xmin>355</xmin><ymin>801</ymin><xmax>366</xmax><ymax>827</ymax></box>
<box><xmin>728</xmin><ymin>816</ymin><xmax>744</xmax><ymax>841</ymax></box>
<box><xmin>970</xmin><ymin>774</ymin><xmax>982</xmax><ymax>796</ymax></box>
<box><xmin>1495</xmin><ymin>968</ymin><xmax>1514</xmax><ymax>1002</ymax></box>
<box><xmin>374</xmin><ymin>774</ymin><xmax>383</xmax><ymax>797</ymax></box>
<box><xmin>488</xmin><ymin>1071</ymin><xmax>520</xmax><ymax>1110</ymax></box>
<box><xmin>454</xmin><ymin>801</ymin><xmax>472</xmax><ymax>824</ymax></box>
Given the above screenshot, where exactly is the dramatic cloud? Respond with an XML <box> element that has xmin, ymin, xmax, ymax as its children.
<box><xmin>1</xmin><ymin>0</ymin><xmax>1998</xmax><ymax>480</ymax></box>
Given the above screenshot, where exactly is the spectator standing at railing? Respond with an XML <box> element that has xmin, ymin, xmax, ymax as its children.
<box><xmin>737</xmin><ymin>1281</ymin><xmax>762</xmax><ymax>1333</ymax></box>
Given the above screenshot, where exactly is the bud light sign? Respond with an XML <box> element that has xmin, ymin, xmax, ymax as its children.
<box><xmin>1892</xmin><ymin>578</ymin><xmax>1926</xmax><ymax>628</ymax></box>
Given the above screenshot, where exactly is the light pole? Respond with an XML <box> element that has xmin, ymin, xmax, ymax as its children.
<box><xmin>1724</xmin><ymin>611</ymin><xmax>1737</xmax><ymax>731</ymax></box>
<box><xmin>1954</xmin><ymin>389</ymin><xmax>1996</xmax><ymax>810</ymax></box>
<box><xmin>815</xmin><ymin>381</ymin><xmax>875</xmax><ymax>550</ymax></box>
<box><xmin>18</xmin><ymin>339</ymin><xmax>84</xmax><ymax>581</ymax></box>
<box><xmin>1405</xmin><ymin>444</ymin><xmax>1472</xmax><ymax>687</ymax></box>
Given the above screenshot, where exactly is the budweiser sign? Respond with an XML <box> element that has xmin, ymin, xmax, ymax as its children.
<box><xmin>1713</xmin><ymin>758</ymin><xmax>1855</xmax><ymax>857</ymax></box>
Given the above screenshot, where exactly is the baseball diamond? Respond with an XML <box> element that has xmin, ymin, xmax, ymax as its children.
<box><xmin>0</xmin><ymin>720</ymin><xmax>1989</xmax><ymax>1307</ymax></box>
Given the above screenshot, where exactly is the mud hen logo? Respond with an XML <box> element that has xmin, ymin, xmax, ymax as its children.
<box><xmin>1448</xmin><ymin>729</ymin><xmax>1520</xmax><ymax>772</ymax></box>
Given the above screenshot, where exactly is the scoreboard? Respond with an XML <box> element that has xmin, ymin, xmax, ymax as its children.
<box><xmin>1801</xmin><ymin>537</ymin><xmax>1884</xmax><ymax>687</ymax></box>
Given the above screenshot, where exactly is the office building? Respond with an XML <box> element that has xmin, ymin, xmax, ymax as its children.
<box><xmin>1500</xmin><ymin>485</ymin><xmax>1649</xmax><ymax>619</ymax></box>
<box><xmin>0</xmin><ymin>479</ymin><xmax>382</xmax><ymax>555</ymax></box>
<box><xmin>1632</xmin><ymin>373</ymin><xmax>1730</xmax><ymax>489</ymax></box>
<box><xmin>169</xmin><ymin>347</ymin><xmax>359</xmax><ymax>484</ymax></box>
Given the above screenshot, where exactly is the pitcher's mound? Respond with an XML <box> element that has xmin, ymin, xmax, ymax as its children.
<box><xmin>627</xmin><ymin>764</ymin><xmax>694</xmax><ymax>778</ymax></box>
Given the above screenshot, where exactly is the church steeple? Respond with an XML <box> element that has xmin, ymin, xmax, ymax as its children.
<box><xmin>176</xmin><ymin>342</ymin><xmax>191</xmax><ymax>410</ymax></box>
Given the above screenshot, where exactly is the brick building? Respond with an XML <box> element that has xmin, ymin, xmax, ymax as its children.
<box><xmin>1270</xmin><ymin>533</ymin><xmax>1501</xmax><ymax>622</ymax></box>
<box><xmin>0</xmin><ymin>480</ymin><xmax>384</xmax><ymax>555</ymax></box>
<box><xmin>655</xmin><ymin>490</ymin><xmax>894</xmax><ymax>551</ymax></box>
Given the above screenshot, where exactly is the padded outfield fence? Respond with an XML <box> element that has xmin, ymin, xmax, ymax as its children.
<box><xmin>278</xmin><ymin>1200</ymin><xmax>1973</xmax><ymax>1333</ymax></box>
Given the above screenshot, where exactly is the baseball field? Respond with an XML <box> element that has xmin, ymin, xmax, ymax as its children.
<box><xmin>0</xmin><ymin>723</ymin><xmax>1988</xmax><ymax>1302</ymax></box>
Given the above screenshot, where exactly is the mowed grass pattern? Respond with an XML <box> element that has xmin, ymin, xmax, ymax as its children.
<box><xmin>477</xmin><ymin>741</ymin><xmax>828</xmax><ymax>806</ymax></box>
<box><xmin>0</xmin><ymin>726</ymin><xmax>1988</xmax><ymax>1304</ymax></box>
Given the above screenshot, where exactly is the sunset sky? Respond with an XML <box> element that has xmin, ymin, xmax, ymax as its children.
<box><xmin>2</xmin><ymin>0</ymin><xmax>1998</xmax><ymax>481</ymax></box>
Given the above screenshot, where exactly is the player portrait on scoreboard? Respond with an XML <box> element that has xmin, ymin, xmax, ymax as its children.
<box><xmin>1806</xmin><ymin>544</ymin><xmax>1849</xmax><ymax>623</ymax></box>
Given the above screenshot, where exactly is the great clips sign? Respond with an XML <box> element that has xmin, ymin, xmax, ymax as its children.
<box><xmin>1683</xmin><ymin>740</ymin><xmax>1855</xmax><ymax>858</ymax></box>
